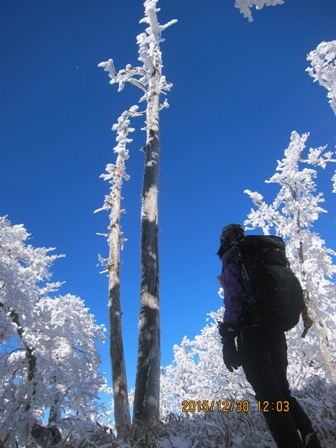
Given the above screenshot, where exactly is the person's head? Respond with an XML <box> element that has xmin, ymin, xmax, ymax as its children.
<box><xmin>217</xmin><ymin>224</ymin><xmax>244</xmax><ymax>258</ymax></box>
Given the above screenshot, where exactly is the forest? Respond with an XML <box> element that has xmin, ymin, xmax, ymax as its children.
<box><xmin>0</xmin><ymin>0</ymin><xmax>335</xmax><ymax>446</ymax></box>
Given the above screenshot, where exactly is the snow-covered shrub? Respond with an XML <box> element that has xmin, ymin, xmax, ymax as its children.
<box><xmin>0</xmin><ymin>216</ymin><xmax>110</xmax><ymax>446</ymax></box>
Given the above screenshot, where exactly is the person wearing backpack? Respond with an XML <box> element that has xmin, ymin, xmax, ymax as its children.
<box><xmin>217</xmin><ymin>224</ymin><xmax>322</xmax><ymax>448</ymax></box>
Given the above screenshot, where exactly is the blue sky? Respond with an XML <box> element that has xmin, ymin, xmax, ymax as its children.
<box><xmin>1</xmin><ymin>0</ymin><xmax>335</xmax><ymax>399</ymax></box>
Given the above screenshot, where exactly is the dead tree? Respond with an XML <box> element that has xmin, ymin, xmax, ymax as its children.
<box><xmin>99</xmin><ymin>0</ymin><xmax>176</xmax><ymax>423</ymax></box>
<box><xmin>95</xmin><ymin>109</ymin><xmax>139</xmax><ymax>433</ymax></box>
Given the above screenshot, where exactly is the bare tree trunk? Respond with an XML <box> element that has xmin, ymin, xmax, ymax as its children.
<box><xmin>133</xmin><ymin>77</ymin><xmax>161</xmax><ymax>422</ymax></box>
<box><xmin>98</xmin><ymin>0</ymin><xmax>176</xmax><ymax>425</ymax></box>
<box><xmin>108</xmin><ymin>159</ymin><xmax>131</xmax><ymax>433</ymax></box>
<box><xmin>108</xmin><ymin>249</ymin><xmax>131</xmax><ymax>432</ymax></box>
<box><xmin>95</xmin><ymin>107</ymin><xmax>135</xmax><ymax>433</ymax></box>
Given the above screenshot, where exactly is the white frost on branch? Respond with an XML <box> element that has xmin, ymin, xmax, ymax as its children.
<box><xmin>245</xmin><ymin>131</ymin><xmax>336</xmax><ymax>239</ymax></box>
<box><xmin>98</xmin><ymin>0</ymin><xmax>177</xmax><ymax>109</ymax></box>
<box><xmin>306</xmin><ymin>40</ymin><xmax>336</xmax><ymax>115</ymax></box>
<box><xmin>95</xmin><ymin>106</ymin><xmax>141</xmax><ymax>215</ymax></box>
<box><xmin>95</xmin><ymin>107</ymin><xmax>143</xmax><ymax>267</ymax></box>
<box><xmin>234</xmin><ymin>0</ymin><xmax>284</xmax><ymax>22</ymax></box>
<box><xmin>244</xmin><ymin>131</ymin><xmax>336</xmax><ymax>382</ymax></box>
<box><xmin>332</xmin><ymin>172</ymin><xmax>336</xmax><ymax>194</ymax></box>
<box><xmin>160</xmin><ymin>308</ymin><xmax>336</xmax><ymax>446</ymax></box>
<box><xmin>97</xmin><ymin>0</ymin><xmax>177</xmax><ymax>260</ymax></box>
<box><xmin>0</xmin><ymin>216</ymin><xmax>109</xmax><ymax>445</ymax></box>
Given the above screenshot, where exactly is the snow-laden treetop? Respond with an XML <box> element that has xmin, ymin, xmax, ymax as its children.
<box><xmin>235</xmin><ymin>0</ymin><xmax>284</xmax><ymax>22</ymax></box>
<box><xmin>98</xmin><ymin>0</ymin><xmax>177</xmax><ymax>108</ymax></box>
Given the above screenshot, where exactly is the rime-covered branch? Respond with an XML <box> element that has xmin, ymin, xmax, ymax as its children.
<box><xmin>0</xmin><ymin>217</ymin><xmax>109</xmax><ymax>445</ymax></box>
<box><xmin>234</xmin><ymin>0</ymin><xmax>284</xmax><ymax>22</ymax></box>
<box><xmin>98</xmin><ymin>0</ymin><xmax>176</xmax><ymax>429</ymax></box>
<box><xmin>307</xmin><ymin>40</ymin><xmax>336</xmax><ymax>115</ymax></box>
<box><xmin>244</xmin><ymin>131</ymin><xmax>336</xmax><ymax>382</ymax></box>
<box><xmin>98</xmin><ymin>1</ymin><xmax>176</xmax><ymax>112</ymax></box>
<box><xmin>95</xmin><ymin>106</ymin><xmax>140</xmax><ymax>219</ymax></box>
<box><xmin>95</xmin><ymin>107</ymin><xmax>142</xmax><ymax>433</ymax></box>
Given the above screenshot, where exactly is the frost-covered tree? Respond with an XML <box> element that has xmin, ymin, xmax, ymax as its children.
<box><xmin>234</xmin><ymin>0</ymin><xmax>284</xmax><ymax>22</ymax></box>
<box><xmin>99</xmin><ymin>0</ymin><xmax>176</xmax><ymax>423</ymax></box>
<box><xmin>95</xmin><ymin>107</ymin><xmax>142</xmax><ymax>434</ymax></box>
<box><xmin>0</xmin><ymin>216</ymin><xmax>109</xmax><ymax>446</ymax></box>
<box><xmin>160</xmin><ymin>309</ymin><xmax>252</xmax><ymax>417</ymax></box>
<box><xmin>244</xmin><ymin>131</ymin><xmax>336</xmax><ymax>382</ymax></box>
<box><xmin>160</xmin><ymin>309</ymin><xmax>336</xmax><ymax>447</ymax></box>
<box><xmin>307</xmin><ymin>40</ymin><xmax>336</xmax><ymax>115</ymax></box>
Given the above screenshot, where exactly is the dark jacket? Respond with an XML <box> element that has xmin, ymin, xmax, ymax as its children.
<box><xmin>220</xmin><ymin>247</ymin><xmax>244</xmax><ymax>325</ymax></box>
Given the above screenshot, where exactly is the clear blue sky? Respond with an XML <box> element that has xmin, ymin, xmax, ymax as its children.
<box><xmin>1</xmin><ymin>0</ymin><xmax>335</xmax><ymax>398</ymax></box>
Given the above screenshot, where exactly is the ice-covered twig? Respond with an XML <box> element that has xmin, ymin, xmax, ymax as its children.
<box><xmin>95</xmin><ymin>106</ymin><xmax>141</xmax><ymax>215</ymax></box>
<box><xmin>234</xmin><ymin>0</ymin><xmax>284</xmax><ymax>22</ymax></box>
<box><xmin>306</xmin><ymin>40</ymin><xmax>336</xmax><ymax>115</ymax></box>
<box><xmin>98</xmin><ymin>0</ymin><xmax>177</xmax><ymax>110</ymax></box>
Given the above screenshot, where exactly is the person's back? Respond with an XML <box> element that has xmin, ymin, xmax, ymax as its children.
<box><xmin>217</xmin><ymin>224</ymin><xmax>322</xmax><ymax>448</ymax></box>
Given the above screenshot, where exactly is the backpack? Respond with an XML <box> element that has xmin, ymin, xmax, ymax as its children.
<box><xmin>234</xmin><ymin>235</ymin><xmax>305</xmax><ymax>333</ymax></box>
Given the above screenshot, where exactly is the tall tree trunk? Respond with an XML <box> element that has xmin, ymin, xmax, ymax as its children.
<box><xmin>98</xmin><ymin>0</ymin><xmax>176</xmax><ymax>424</ymax></box>
<box><xmin>108</xmin><ymin>164</ymin><xmax>131</xmax><ymax>433</ymax></box>
<box><xmin>133</xmin><ymin>74</ymin><xmax>161</xmax><ymax>422</ymax></box>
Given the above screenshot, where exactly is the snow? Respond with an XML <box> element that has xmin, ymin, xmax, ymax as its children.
<box><xmin>2</xmin><ymin>0</ymin><xmax>336</xmax><ymax>445</ymax></box>
<box><xmin>0</xmin><ymin>216</ymin><xmax>110</xmax><ymax>445</ymax></box>
<box><xmin>234</xmin><ymin>0</ymin><xmax>285</xmax><ymax>22</ymax></box>
<box><xmin>307</xmin><ymin>40</ymin><xmax>336</xmax><ymax>115</ymax></box>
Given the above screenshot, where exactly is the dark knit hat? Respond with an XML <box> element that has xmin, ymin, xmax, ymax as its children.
<box><xmin>217</xmin><ymin>224</ymin><xmax>244</xmax><ymax>258</ymax></box>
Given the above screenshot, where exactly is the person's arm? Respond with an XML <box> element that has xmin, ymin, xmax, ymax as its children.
<box><xmin>218</xmin><ymin>251</ymin><xmax>243</xmax><ymax>372</ymax></box>
<box><xmin>221</xmin><ymin>254</ymin><xmax>243</xmax><ymax>326</ymax></box>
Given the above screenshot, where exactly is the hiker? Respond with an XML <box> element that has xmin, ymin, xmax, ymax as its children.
<box><xmin>217</xmin><ymin>224</ymin><xmax>322</xmax><ymax>448</ymax></box>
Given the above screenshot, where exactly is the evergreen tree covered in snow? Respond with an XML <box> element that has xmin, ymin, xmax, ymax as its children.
<box><xmin>0</xmin><ymin>216</ymin><xmax>109</xmax><ymax>446</ymax></box>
